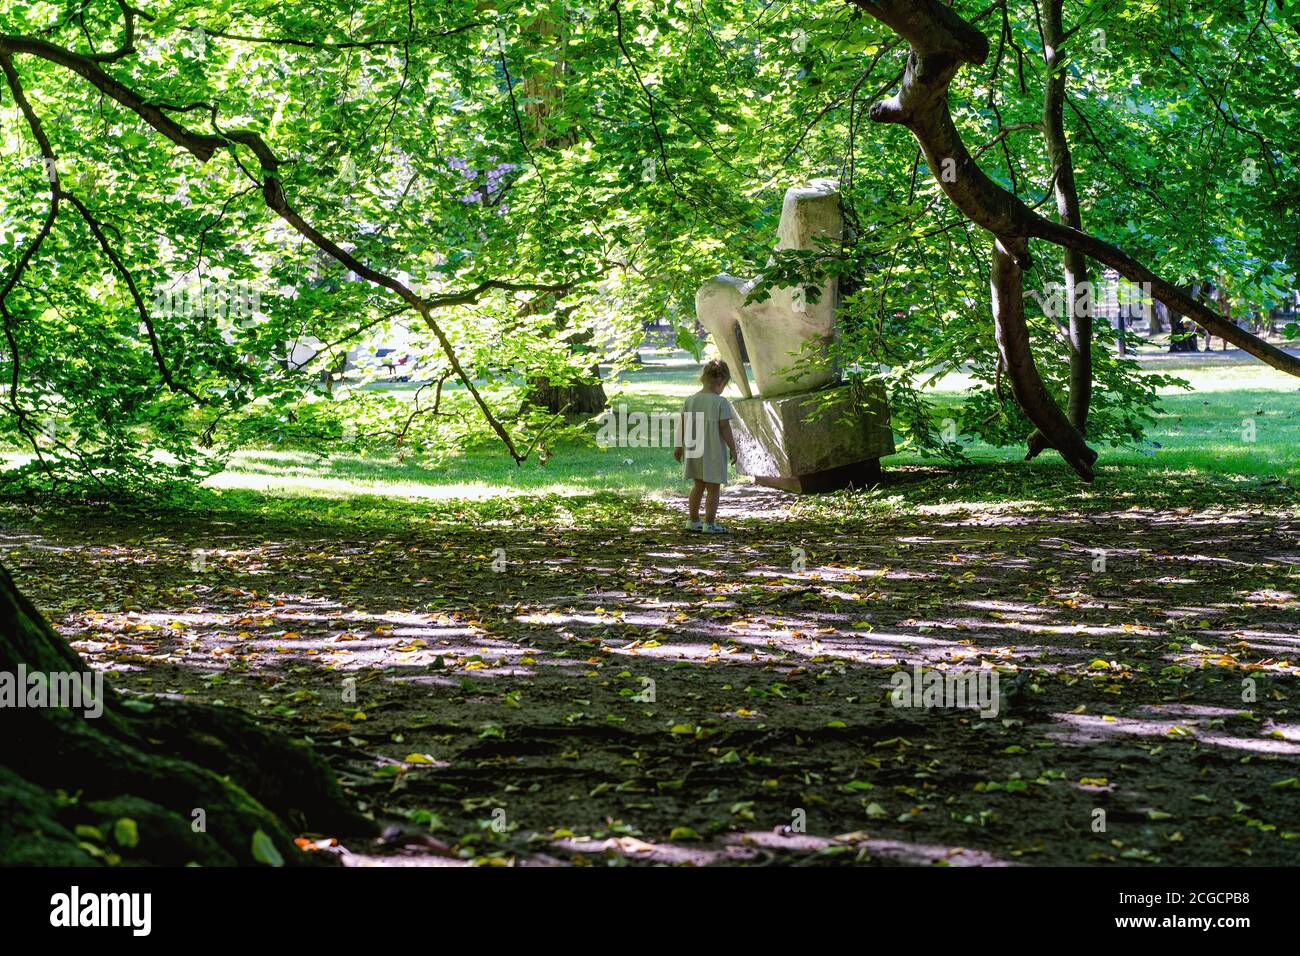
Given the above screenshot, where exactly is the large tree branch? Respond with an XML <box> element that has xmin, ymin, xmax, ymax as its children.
<box><xmin>1028</xmin><ymin>217</ymin><xmax>1300</xmax><ymax>372</ymax></box>
<box><xmin>6</xmin><ymin>41</ymin><xmax>200</xmax><ymax>404</ymax></box>
<box><xmin>853</xmin><ymin>0</ymin><xmax>991</xmax><ymax>59</ymax></box>
<box><xmin>852</xmin><ymin>0</ymin><xmax>1300</xmax><ymax>395</ymax></box>
<box><xmin>0</xmin><ymin>29</ymin><xmax>599</xmax><ymax>463</ymax></box>
<box><xmin>0</xmin><ymin>31</ymin><xmax>227</xmax><ymax>159</ymax></box>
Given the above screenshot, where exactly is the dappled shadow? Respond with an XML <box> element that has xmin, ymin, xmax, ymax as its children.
<box><xmin>2</xmin><ymin>490</ymin><xmax>1297</xmax><ymax>865</ymax></box>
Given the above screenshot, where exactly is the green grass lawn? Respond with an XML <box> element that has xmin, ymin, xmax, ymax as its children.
<box><xmin>209</xmin><ymin>348</ymin><xmax>1299</xmax><ymax>507</ymax></box>
<box><xmin>916</xmin><ymin>361</ymin><xmax>1300</xmax><ymax>479</ymax></box>
<box><xmin>4</xmin><ymin>347</ymin><xmax>1293</xmax><ymax>516</ymax></box>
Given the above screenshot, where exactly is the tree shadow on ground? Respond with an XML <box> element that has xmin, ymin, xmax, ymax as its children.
<box><xmin>2</xmin><ymin>480</ymin><xmax>1297</xmax><ymax>866</ymax></box>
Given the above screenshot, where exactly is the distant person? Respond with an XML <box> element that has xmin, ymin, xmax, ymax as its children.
<box><xmin>674</xmin><ymin>359</ymin><xmax>738</xmax><ymax>533</ymax></box>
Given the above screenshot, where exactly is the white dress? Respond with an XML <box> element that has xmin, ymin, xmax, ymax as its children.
<box><xmin>680</xmin><ymin>390</ymin><xmax>734</xmax><ymax>485</ymax></box>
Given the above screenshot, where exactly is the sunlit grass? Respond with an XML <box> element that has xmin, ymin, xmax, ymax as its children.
<box><xmin>920</xmin><ymin>361</ymin><xmax>1299</xmax><ymax>481</ymax></box>
<box><xmin>203</xmin><ymin>352</ymin><xmax>1297</xmax><ymax>508</ymax></box>
<box><xmin>5</xmin><ymin>349</ymin><xmax>1294</xmax><ymax>509</ymax></box>
<box><xmin>209</xmin><ymin>449</ymin><xmax>676</xmax><ymax>501</ymax></box>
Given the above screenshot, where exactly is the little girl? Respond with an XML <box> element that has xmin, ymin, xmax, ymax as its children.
<box><xmin>674</xmin><ymin>359</ymin><xmax>739</xmax><ymax>533</ymax></box>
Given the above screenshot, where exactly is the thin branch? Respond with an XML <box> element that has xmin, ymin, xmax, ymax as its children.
<box><xmin>610</xmin><ymin>0</ymin><xmax>684</xmax><ymax>201</ymax></box>
<box><xmin>187</xmin><ymin>20</ymin><xmax>482</xmax><ymax>51</ymax></box>
<box><xmin>0</xmin><ymin>53</ymin><xmax>64</xmax><ymax>484</ymax></box>
<box><xmin>0</xmin><ymin>29</ymin><xmax>611</xmax><ymax>463</ymax></box>
<box><xmin>61</xmin><ymin>190</ymin><xmax>204</xmax><ymax>402</ymax></box>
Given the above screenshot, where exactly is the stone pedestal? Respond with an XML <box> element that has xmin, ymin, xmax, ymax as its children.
<box><xmin>730</xmin><ymin>382</ymin><xmax>894</xmax><ymax>493</ymax></box>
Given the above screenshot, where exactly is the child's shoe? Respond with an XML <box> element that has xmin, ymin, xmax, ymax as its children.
<box><xmin>684</xmin><ymin>520</ymin><xmax>703</xmax><ymax>532</ymax></box>
<box><xmin>702</xmin><ymin>522</ymin><xmax>730</xmax><ymax>534</ymax></box>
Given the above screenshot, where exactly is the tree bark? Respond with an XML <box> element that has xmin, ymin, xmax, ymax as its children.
<box><xmin>525</xmin><ymin>375</ymin><xmax>608</xmax><ymax>415</ymax></box>
<box><xmin>0</xmin><ymin>562</ymin><xmax>372</xmax><ymax>865</ymax></box>
<box><xmin>1041</xmin><ymin>0</ymin><xmax>1090</xmax><ymax>435</ymax></box>
<box><xmin>992</xmin><ymin>236</ymin><xmax>1098</xmax><ymax>481</ymax></box>
<box><xmin>855</xmin><ymin>0</ymin><xmax>1097</xmax><ymax>478</ymax></box>
<box><xmin>851</xmin><ymin>0</ymin><xmax>1300</xmax><ymax>480</ymax></box>
<box><xmin>1149</xmin><ymin>299</ymin><xmax>1167</xmax><ymax>335</ymax></box>
<box><xmin>511</xmin><ymin>14</ymin><xmax>603</xmax><ymax>417</ymax></box>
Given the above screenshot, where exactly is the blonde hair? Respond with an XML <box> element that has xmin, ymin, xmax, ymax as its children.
<box><xmin>700</xmin><ymin>359</ymin><xmax>731</xmax><ymax>386</ymax></box>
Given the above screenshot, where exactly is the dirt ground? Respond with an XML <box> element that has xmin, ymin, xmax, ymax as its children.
<box><xmin>3</xmin><ymin>487</ymin><xmax>1298</xmax><ymax>866</ymax></box>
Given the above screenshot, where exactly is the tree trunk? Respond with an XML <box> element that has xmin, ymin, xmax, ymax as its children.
<box><xmin>1168</xmin><ymin>284</ymin><xmax>1202</xmax><ymax>352</ymax></box>
<box><xmin>1168</xmin><ymin>309</ymin><xmax>1199</xmax><ymax>351</ymax></box>
<box><xmin>521</xmin><ymin>13</ymin><xmax>578</xmax><ymax>150</ymax></box>
<box><xmin>513</xmin><ymin>19</ymin><xmax>601</xmax><ymax>419</ymax></box>
<box><xmin>1042</xmin><ymin>0</ymin><xmax>1091</xmax><ymax>434</ymax></box>
<box><xmin>1150</xmin><ymin>299</ymin><xmax>1167</xmax><ymax>335</ymax></box>
<box><xmin>0</xmin><ymin>562</ymin><xmax>372</xmax><ymax>865</ymax></box>
<box><xmin>855</xmin><ymin>0</ymin><xmax>1098</xmax><ymax>478</ymax></box>
<box><xmin>851</xmin><ymin>0</ymin><xmax>1300</xmax><ymax>400</ymax></box>
<box><xmin>525</xmin><ymin>374</ymin><xmax>608</xmax><ymax>415</ymax></box>
<box><xmin>992</xmin><ymin>237</ymin><xmax>1098</xmax><ymax>481</ymax></box>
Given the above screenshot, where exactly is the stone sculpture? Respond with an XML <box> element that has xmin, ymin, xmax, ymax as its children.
<box><xmin>695</xmin><ymin>179</ymin><xmax>894</xmax><ymax>493</ymax></box>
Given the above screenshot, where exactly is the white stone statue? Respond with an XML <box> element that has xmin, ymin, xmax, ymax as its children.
<box><xmin>695</xmin><ymin>179</ymin><xmax>842</xmax><ymax>399</ymax></box>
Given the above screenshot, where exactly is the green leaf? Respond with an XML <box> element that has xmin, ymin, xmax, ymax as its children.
<box><xmin>251</xmin><ymin>830</ymin><xmax>285</xmax><ymax>867</ymax></box>
<box><xmin>113</xmin><ymin>818</ymin><xmax>139</xmax><ymax>849</ymax></box>
<box><xmin>674</xmin><ymin>325</ymin><xmax>703</xmax><ymax>361</ymax></box>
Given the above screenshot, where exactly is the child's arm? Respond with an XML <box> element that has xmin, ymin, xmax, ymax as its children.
<box><xmin>719</xmin><ymin>419</ymin><xmax>738</xmax><ymax>464</ymax></box>
<box><xmin>673</xmin><ymin>411</ymin><xmax>685</xmax><ymax>462</ymax></box>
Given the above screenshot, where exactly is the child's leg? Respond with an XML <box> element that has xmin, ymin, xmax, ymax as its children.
<box><xmin>688</xmin><ymin>480</ymin><xmax>706</xmax><ymax>522</ymax></box>
<box><xmin>704</xmin><ymin>482</ymin><xmax>721</xmax><ymax>524</ymax></box>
